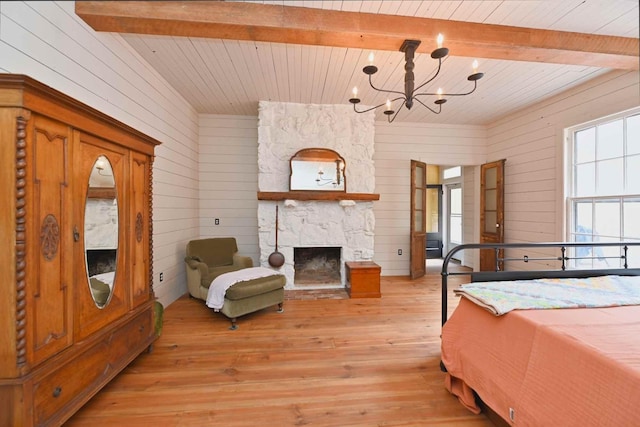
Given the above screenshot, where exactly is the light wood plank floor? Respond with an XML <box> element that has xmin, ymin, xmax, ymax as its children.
<box><xmin>66</xmin><ymin>268</ymin><xmax>493</xmax><ymax>426</ymax></box>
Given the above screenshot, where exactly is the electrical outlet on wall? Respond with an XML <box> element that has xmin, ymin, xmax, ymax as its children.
<box><xmin>159</xmin><ymin>272</ymin><xmax>164</xmax><ymax>282</ymax></box>
<box><xmin>214</xmin><ymin>218</ymin><xmax>220</xmax><ymax>225</ymax></box>
<box><xmin>398</xmin><ymin>249</ymin><xmax>402</xmax><ymax>256</ymax></box>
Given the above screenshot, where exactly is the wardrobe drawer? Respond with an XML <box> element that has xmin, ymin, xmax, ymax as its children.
<box><xmin>33</xmin><ymin>341</ymin><xmax>109</xmax><ymax>425</ymax></box>
<box><xmin>33</xmin><ymin>309</ymin><xmax>153</xmax><ymax>425</ymax></box>
<box><xmin>107</xmin><ymin>308</ymin><xmax>153</xmax><ymax>360</ymax></box>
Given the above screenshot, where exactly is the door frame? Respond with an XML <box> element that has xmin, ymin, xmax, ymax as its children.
<box><xmin>410</xmin><ymin>160</ymin><xmax>427</xmax><ymax>279</ymax></box>
<box><xmin>426</xmin><ymin>184</ymin><xmax>443</xmax><ymax>259</ymax></box>
<box><xmin>446</xmin><ymin>182</ymin><xmax>462</xmax><ymax>259</ymax></box>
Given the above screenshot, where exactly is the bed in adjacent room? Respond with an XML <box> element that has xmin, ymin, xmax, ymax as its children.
<box><xmin>440</xmin><ymin>242</ymin><xmax>640</xmax><ymax>426</ymax></box>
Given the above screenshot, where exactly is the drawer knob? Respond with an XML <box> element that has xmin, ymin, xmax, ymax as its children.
<box><xmin>53</xmin><ymin>386</ymin><xmax>62</xmax><ymax>398</ymax></box>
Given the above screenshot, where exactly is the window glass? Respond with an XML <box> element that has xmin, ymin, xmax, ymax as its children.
<box><xmin>485</xmin><ymin>166</ymin><xmax>497</xmax><ymax>188</ymax></box>
<box><xmin>594</xmin><ymin>201</ymin><xmax>620</xmax><ymax>238</ymax></box>
<box><xmin>443</xmin><ymin>166</ymin><xmax>461</xmax><ymax>179</ymax></box>
<box><xmin>627</xmin><ymin>114</ymin><xmax>640</xmax><ymax>155</ymax></box>
<box><xmin>415</xmin><ymin>164</ymin><xmax>425</xmax><ymax>186</ymax></box>
<box><xmin>627</xmin><ymin>155</ymin><xmax>640</xmax><ymax>194</ymax></box>
<box><xmin>451</xmin><ymin>187</ymin><xmax>462</xmax><ymax>214</ymax></box>
<box><xmin>575</xmin><ymin>127</ymin><xmax>596</xmax><ymax>163</ymax></box>
<box><xmin>484</xmin><ymin>211</ymin><xmax>497</xmax><ymax>234</ymax></box>
<box><xmin>574</xmin><ymin>201</ymin><xmax>593</xmax><ymax>234</ymax></box>
<box><xmin>575</xmin><ymin>163</ymin><xmax>595</xmax><ymax>196</ymax></box>
<box><xmin>414</xmin><ymin>210</ymin><xmax>423</xmax><ymax>231</ymax></box>
<box><xmin>596</xmin><ymin>236</ymin><xmax>622</xmax><ymax>268</ymax></box>
<box><xmin>596</xmin><ymin>119</ymin><xmax>623</xmax><ymax>160</ymax></box>
<box><xmin>450</xmin><ymin>216</ymin><xmax>462</xmax><ymax>244</ymax></box>
<box><xmin>484</xmin><ymin>189</ymin><xmax>497</xmax><ymax>211</ymax></box>
<box><xmin>596</xmin><ymin>158</ymin><xmax>623</xmax><ymax>196</ymax></box>
<box><xmin>623</xmin><ymin>200</ymin><xmax>640</xmax><ymax>239</ymax></box>
<box><xmin>415</xmin><ymin>188</ymin><xmax>423</xmax><ymax>209</ymax></box>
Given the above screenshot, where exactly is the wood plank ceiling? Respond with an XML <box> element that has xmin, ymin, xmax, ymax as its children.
<box><xmin>76</xmin><ymin>1</ymin><xmax>639</xmax><ymax>125</ymax></box>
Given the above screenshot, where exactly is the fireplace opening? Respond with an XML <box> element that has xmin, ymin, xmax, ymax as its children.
<box><xmin>294</xmin><ymin>247</ymin><xmax>341</xmax><ymax>285</ymax></box>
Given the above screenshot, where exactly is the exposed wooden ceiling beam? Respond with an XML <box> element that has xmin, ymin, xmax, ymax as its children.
<box><xmin>75</xmin><ymin>1</ymin><xmax>639</xmax><ymax>70</ymax></box>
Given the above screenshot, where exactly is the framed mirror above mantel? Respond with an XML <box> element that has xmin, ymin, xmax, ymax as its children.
<box><xmin>259</xmin><ymin>148</ymin><xmax>379</xmax><ymax>201</ymax></box>
<box><xmin>290</xmin><ymin>148</ymin><xmax>346</xmax><ymax>192</ymax></box>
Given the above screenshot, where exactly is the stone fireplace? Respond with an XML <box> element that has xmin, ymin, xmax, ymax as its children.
<box><xmin>257</xmin><ymin>101</ymin><xmax>376</xmax><ymax>289</ymax></box>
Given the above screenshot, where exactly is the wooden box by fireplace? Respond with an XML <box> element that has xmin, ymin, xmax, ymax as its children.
<box><xmin>345</xmin><ymin>261</ymin><xmax>381</xmax><ymax>298</ymax></box>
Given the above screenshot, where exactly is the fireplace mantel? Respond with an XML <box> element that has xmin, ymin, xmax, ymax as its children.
<box><xmin>257</xmin><ymin>191</ymin><xmax>380</xmax><ymax>201</ymax></box>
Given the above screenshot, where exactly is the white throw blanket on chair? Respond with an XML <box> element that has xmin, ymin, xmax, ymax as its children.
<box><xmin>206</xmin><ymin>267</ymin><xmax>281</xmax><ymax>311</ymax></box>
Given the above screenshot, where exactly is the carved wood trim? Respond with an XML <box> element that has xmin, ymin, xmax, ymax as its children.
<box><xmin>15</xmin><ymin>116</ymin><xmax>27</xmax><ymax>367</ymax></box>
<box><xmin>136</xmin><ymin>212</ymin><xmax>143</xmax><ymax>243</ymax></box>
<box><xmin>148</xmin><ymin>157</ymin><xmax>156</xmax><ymax>300</ymax></box>
<box><xmin>40</xmin><ymin>214</ymin><xmax>60</xmax><ymax>261</ymax></box>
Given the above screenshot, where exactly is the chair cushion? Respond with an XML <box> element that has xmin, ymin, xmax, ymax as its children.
<box><xmin>186</xmin><ymin>237</ymin><xmax>237</xmax><ymax>268</ymax></box>
<box><xmin>202</xmin><ymin>265</ymin><xmax>245</xmax><ymax>288</ymax></box>
<box><xmin>225</xmin><ymin>275</ymin><xmax>286</xmax><ymax>300</ymax></box>
<box><xmin>89</xmin><ymin>277</ymin><xmax>111</xmax><ymax>306</ymax></box>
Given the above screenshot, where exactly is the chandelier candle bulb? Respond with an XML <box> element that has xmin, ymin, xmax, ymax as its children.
<box><xmin>385</xmin><ymin>99</ymin><xmax>391</xmax><ymax>111</ymax></box>
<box><xmin>437</xmin><ymin>33</ymin><xmax>444</xmax><ymax>48</ymax></box>
<box><xmin>473</xmin><ymin>60</ymin><xmax>479</xmax><ymax>73</ymax></box>
<box><xmin>437</xmin><ymin>88</ymin><xmax>443</xmax><ymax>100</ymax></box>
<box><xmin>349</xmin><ymin>86</ymin><xmax>360</xmax><ymax>104</ymax></box>
<box><xmin>368</xmin><ymin>52</ymin><xmax>375</xmax><ymax>65</ymax></box>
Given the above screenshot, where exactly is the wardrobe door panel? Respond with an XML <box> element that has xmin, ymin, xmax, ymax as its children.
<box><xmin>74</xmin><ymin>132</ymin><xmax>130</xmax><ymax>341</ymax></box>
<box><xmin>27</xmin><ymin>114</ymin><xmax>74</xmax><ymax>367</ymax></box>
<box><xmin>130</xmin><ymin>151</ymin><xmax>151</xmax><ymax>308</ymax></box>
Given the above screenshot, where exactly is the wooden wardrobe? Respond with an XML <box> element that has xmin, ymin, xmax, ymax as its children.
<box><xmin>0</xmin><ymin>74</ymin><xmax>160</xmax><ymax>426</ymax></box>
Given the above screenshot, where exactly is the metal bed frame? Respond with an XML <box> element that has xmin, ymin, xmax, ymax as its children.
<box><xmin>441</xmin><ymin>241</ymin><xmax>640</xmax><ymax>327</ymax></box>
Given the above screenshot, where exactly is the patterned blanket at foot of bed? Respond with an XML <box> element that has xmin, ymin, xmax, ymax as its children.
<box><xmin>454</xmin><ymin>275</ymin><xmax>640</xmax><ymax>315</ymax></box>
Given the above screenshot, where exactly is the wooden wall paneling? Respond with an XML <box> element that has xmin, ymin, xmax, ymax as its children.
<box><xmin>198</xmin><ymin>114</ymin><xmax>260</xmax><ymax>262</ymax></box>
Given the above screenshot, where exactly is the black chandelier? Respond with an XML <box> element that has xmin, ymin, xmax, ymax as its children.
<box><xmin>348</xmin><ymin>34</ymin><xmax>484</xmax><ymax>123</ymax></box>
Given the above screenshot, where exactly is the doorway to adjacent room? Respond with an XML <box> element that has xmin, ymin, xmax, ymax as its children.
<box><xmin>425</xmin><ymin>165</ymin><xmax>463</xmax><ymax>269</ymax></box>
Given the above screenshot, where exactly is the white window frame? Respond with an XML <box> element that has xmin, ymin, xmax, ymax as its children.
<box><xmin>565</xmin><ymin>107</ymin><xmax>640</xmax><ymax>268</ymax></box>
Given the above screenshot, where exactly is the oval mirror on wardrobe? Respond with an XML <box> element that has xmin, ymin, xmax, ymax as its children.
<box><xmin>84</xmin><ymin>155</ymin><xmax>118</xmax><ymax>308</ymax></box>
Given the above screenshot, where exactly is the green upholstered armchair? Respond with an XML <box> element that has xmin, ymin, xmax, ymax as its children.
<box><xmin>184</xmin><ymin>238</ymin><xmax>253</xmax><ymax>300</ymax></box>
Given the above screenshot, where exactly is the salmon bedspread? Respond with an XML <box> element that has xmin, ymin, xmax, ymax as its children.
<box><xmin>441</xmin><ymin>297</ymin><xmax>640</xmax><ymax>426</ymax></box>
